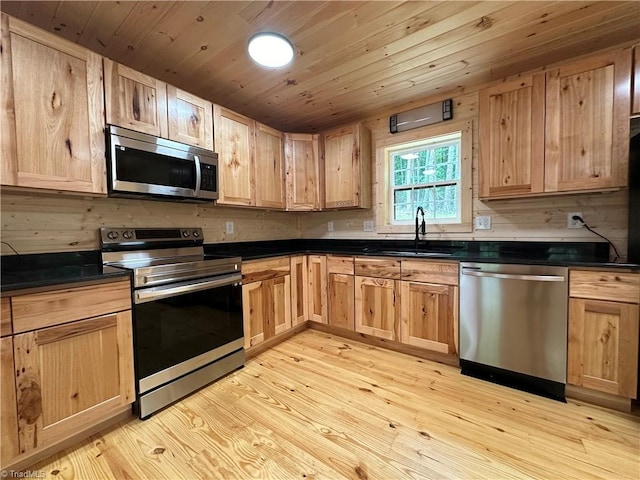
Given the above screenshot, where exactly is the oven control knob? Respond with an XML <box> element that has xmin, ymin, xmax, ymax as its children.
<box><xmin>122</xmin><ymin>231</ymin><xmax>132</xmax><ymax>240</ymax></box>
<box><xmin>192</xmin><ymin>230</ymin><xmax>200</xmax><ymax>238</ymax></box>
<box><xmin>107</xmin><ymin>231</ymin><xmax>119</xmax><ymax>240</ymax></box>
<box><xmin>182</xmin><ymin>231</ymin><xmax>190</xmax><ymax>237</ymax></box>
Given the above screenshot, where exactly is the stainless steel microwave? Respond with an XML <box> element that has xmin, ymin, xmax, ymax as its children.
<box><xmin>106</xmin><ymin>125</ymin><xmax>218</xmax><ymax>203</ymax></box>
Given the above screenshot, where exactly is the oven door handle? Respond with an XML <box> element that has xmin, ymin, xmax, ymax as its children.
<box><xmin>134</xmin><ymin>273</ymin><xmax>242</xmax><ymax>304</ymax></box>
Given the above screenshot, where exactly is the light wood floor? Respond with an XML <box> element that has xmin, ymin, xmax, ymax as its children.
<box><xmin>30</xmin><ymin>330</ymin><xmax>640</xmax><ymax>479</ymax></box>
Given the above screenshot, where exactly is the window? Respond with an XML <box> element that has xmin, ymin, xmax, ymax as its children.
<box><xmin>390</xmin><ymin>132</ymin><xmax>461</xmax><ymax>223</ymax></box>
<box><xmin>375</xmin><ymin>119</ymin><xmax>472</xmax><ymax>233</ymax></box>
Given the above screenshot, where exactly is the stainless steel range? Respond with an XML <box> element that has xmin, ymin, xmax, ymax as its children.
<box><xmin>101</xmin><ymin>227</ymin><xmax>244</xmax><ymax>418</ymax></box>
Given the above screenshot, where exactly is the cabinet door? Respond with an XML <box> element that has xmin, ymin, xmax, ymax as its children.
<box><xmin>255</xmin><ymin>123</ymin><xmax>286</xmax><ymax>209</ymax></box>
<box><xmin>1</xmin><ymin>336</ymin><xmax>19</xmax><ymax>468</ymax></box>
<box><xmin>1</xmin><ymin>14</ymin><xmax>106</xmax><ymax>194</ymax></box>
<box><xmin>400</xmin><ymin>281</ymin><xmax>458</xmax><ymax>354</ymax></box>
<box><xmin>14</xmin><ymin>311</ymin><xmax>134</xmax><ymax>454</ymax></box>
<box><xmin>214</xmin><ymin>105</ymin><xmax>255</xmax><ymax>206</ymax></box>
<box><xmin>290</xmin><ymin>256</ymin><xmax>308</xmax><ymax>325</ymax></box>
<box><xmin>308</xmin><ymin>255</ymin><xmax>327</xmax><ymax>323</ymax></box>
<box><xmin>478</xmin><ymin>75</ymin><xmax>545</xmax><ymax>198</ymax></box>
<box><xmin>242</xmin><ymin>277</ymin><xmax>292</xmax><ymax>349</ymax></box>
<box><xmin>328</xmin><ymin>273</ymin><xmax>355</xmax><ymax>330</ymax></box>
<box><xmin>167</xmin><ymin>86</ymin><xmax>213</xmax><ymax>150</ymax></box>
<box><xmin>285</xmin><ymin>133</ymin><xmax>321</xmax><ymax>210</ymax></box>
<box><xmin>568</xmin><ymin>298</ymin><xmax>639</xmax><ymax>398</ymax></box>
<box><xmin>321</xmin><ymin>124</ymin><xmax>371</xmax><ymax>209</ymax></box>
<box><xmin>103</xmin><ymin>58</ymin><xmax>168</xmax><ymax>137</ymax></box>
<box><xmin>545</xmin><ymin>50</ymin><xmax>631</xmax><ymax>192</ymax></box>
<box><xmin>355</xmin><ymin>276</ymin><xmax>398</xmax><ymax>340</ymax></box>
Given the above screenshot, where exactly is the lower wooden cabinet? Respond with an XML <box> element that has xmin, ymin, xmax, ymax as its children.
<box><xmin>327</xmin><ymin>255</ymin><xmax>355</xmax><ymax>330</ymax></box>
<box><xmin>1</xmin><ymin>336</ymin><xmax>19</xmax><ymax>468</ymax></box>
<box><xmin>399</xmin><ymin>281</ymin><xmax>458</xmax><ymax>354</ymax></box>
<box><xmin>568</xmin><ymin>270</ymin><xmax>640</xmax><ymax>399</ymax></box>
<box><xmin>242</xmin><ymin>257</ymin><xmax>292</xmax><ymax>349</ymax></box>
<box><xmin>354</xmin><ymin>276</ymin><xmax>399</xmax><ymax>340</ymax></box>
<box><xmin>1</xmin><ymin>278</ymin><xmax>134</xmax><ymax>468</ymax></box>
<box><xmin>308</xmin><ymin>255</ymin><xmax>327</xmax><ymax>323</ymax></box>
<box><xmin>14</xmin><ymin>311</ymin><xmax>135</xmax><ymax>454</ymax></box>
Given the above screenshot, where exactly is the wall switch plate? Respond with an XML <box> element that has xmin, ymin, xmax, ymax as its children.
<box><xmin>474</xmin><ymin>215</ymin><xmax>491</xmax><ymax>230</ymax></box>
<box><xmin>327</xmin><ymin>221</ymin><xmax>334</xmax><ymax>232</ymax></box>
<box><xmin>225</xmin><ymin>221</ymin><xmax>234</xmax><ymax>235</ymax></box>
<box><xmin>363</xmin><ymin>220</ymin><xmax>375</xmax><ymax>232</ymax></box>
<box><xmin>567</xmin><ymin>212</ymin><xmax>583</xmax><ymax>229</ymax></box>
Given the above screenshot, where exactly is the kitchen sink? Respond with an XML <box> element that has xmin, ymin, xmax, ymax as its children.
<box><xmin>372</xmin><ymin>250</ymin><xmax>452</xmax><ymax>257</ymax></box>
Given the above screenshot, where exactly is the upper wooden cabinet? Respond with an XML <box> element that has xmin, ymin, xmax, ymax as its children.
<box><xmin>105</xmin><ymin>59</ymin><xmax>213</xmax><ymax>150</ymax></box>
<box><xmin>320</xmin><ymin>123</ymin><xmax>371</xmax><ymax>209</ymax></box>
<box><xmin>632</xmin><ymin>45</ymin><xmax>640</xmax><ymax>115</ymax></box>
<box><xmin>255</xmin><ymin>123</ymin><xmax>286</xmax><ymax>209</ymax></box>
<box><xmin>285</xmin><ymin>133</ymin><xmax>322</xmax><ymax>211</ymax></box>
<box><xmin>1</xmin><ymin>14</ymin><xmax>106</xmax><ymax>195</ymax></box>
<box><xmin>479</xmin><ymin>75</ymin><xmax>545</xmax><ymax>198</ymax></box>
<box><xmin>479</xmin><ymin>49</ymin><xmax>631</xmax><ymax>199</ymax></box>
<box><xmin>166</xmin><ymin>85</ymin><xmax>213</xmax><ymax>150</ymax></box>
<box><xmin>568</xmin><ymin>270</ymin><xmax>639</xmax><ymax>399</ymax></box>
<box><xmin>214</xmin><ymin>105</ymin><xmax>256</xmax><ymax>206</ymax></box>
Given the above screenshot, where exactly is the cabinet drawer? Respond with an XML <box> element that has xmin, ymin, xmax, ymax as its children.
<box><xmin>327</xmin><ymin>255</ymin><xmax>354</xmax><ymax>275</ymax></box>
<box><xmin>400</xmin><ymin>260</ymin><xmax>459</xmax><ymax>286</ymax></box>
<box><xmin>354</xmin><ymin>257</ymin><xmax>401</xmax><ymax>279</ymax></box>
<box><xmin>1</xmin><ymin>298</ymin><xmax>11</xmax><ymax>337</ymax></box>
<box><xmin>12</xmin><ymin>279</ymin><xmax>131</xmax><ymax>333</ymax></box>
<box><xmin>570</xmin><ymin>271</ymin><xmax>640</xmax><ymax>304</ymax></box>
<box><xmin>242</xmin><ymin>257</ymin><xmax>290</xmax><ymax>283</ymax></box>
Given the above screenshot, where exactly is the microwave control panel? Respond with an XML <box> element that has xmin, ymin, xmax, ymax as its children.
<box><xmin>200</xmin><ymin>163</ymin><xmax>217</xmax><ymax>192</ymax></box>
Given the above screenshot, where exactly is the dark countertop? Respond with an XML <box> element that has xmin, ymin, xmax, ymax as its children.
<box><xmin>2</xmin><ymin>239</ymin><xmax>637</xmax><ymax>293</ymax></box>
<box><xmin>1</xmin><ymin>251</ymin><xmax>131</xmax><ymax>294</ymax></box>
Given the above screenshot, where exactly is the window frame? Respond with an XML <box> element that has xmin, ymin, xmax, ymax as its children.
<box><xmin>375</xmin><ymin>119</ymin><xmax>473</xmax><ymax>234</ymax></box>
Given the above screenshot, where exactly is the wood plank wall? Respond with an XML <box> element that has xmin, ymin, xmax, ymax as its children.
<box><xmin>298</xmin><ymin>86</ymin><xmax>630</xmax><ymax>261</ymax></box>
<box><xmin>0</xmin><ymin>191</ymin><xmax>298</xmax><ymax>254</ymax></box>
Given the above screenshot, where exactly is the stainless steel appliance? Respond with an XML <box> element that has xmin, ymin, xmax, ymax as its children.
<box><xmin>101</xmin><ymin>227</ymin><xmax>243</xmax><ymax>418</ymax></box>
<box><xmin>459</xmin><ymin>262</ymin><xmax>568</xmax><ymax>400</ymax></box>
<box><xmin>106</xmin><ymin>125</ymin><xmax>218</xmax><ymax>203</ymax></box>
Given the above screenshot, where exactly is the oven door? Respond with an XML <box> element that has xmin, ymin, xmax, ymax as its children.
<box><xmin>132</xmin><ymin>273</ymin><xmax>243</xmax><ymax>394</ymax></box>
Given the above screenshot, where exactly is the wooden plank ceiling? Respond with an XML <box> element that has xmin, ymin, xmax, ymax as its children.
<box><xmin>2</xmin><ymin>1</ymin><xmax>639</xmax><ymax>132</ymax></box>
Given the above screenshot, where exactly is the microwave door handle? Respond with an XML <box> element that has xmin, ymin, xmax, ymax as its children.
<box><xmin>194</xmin><ymin>155</ymin><xmax>202</xmax><ymax>196</ymax></box>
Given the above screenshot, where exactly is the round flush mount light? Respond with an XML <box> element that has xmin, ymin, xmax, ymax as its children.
<box><xmin>248</xmin><ymin>32</ymin><xmax>294</xmax><ymax>68</ymax></box>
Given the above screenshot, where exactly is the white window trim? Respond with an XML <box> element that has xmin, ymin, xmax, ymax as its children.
<box><xmin>375</xmin><ymin>119</ymin><xmax>473</xmax><ymax>234</ymax></box>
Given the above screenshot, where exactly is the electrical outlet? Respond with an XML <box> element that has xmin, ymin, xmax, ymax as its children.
<box><xmin>327</xmin><ymin>221</ymin><xmax>334</xmax><ymax>232</ymax></box>
<box><xmin>225</xmin><ymin>221</ymin><xmax>234</xmax><ymax>235</ymax></box>
<box><xmin>567</xmin><ymin>212</ymin><xmax>583</xmax><ymax>229</ymax></box>
<box><xmin>474</xmin><ymin>216</ymin><xmax>491</xmax><ymax>230</ymax></box>
<box><xmin>363</xmin><ymin>220</ymin><xmax>375</xmax><ymax>232</ymax></box>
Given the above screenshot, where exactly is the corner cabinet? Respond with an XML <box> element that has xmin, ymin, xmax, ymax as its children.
<box><xmin>320</xmin><ymin>123</ymin><xmax>371</xmax><ymax>209</ymax></box>
<box><xmin>568</xmin><ymin>270</ymin><xmax>639</xmax><ymax>399</ymax></box>
<box><xmin>479</xmin><ymin>49</ymin><xmax>631</xmax><ymax>199</ymax></box>
<box><xmin>1</xmin><ymin>278</ymin><xmax>134</xmax><ymax>468</ymax></box>
<box><xmin>214</xmin><ymin>105</ymin><xmax>256</xmax><ymax>206</ymax></box>
<box><xmin>308</xmin><ymin>255</ymin><xmax>328</xmax><ymax>323</ymax></box>
<box><xmin>241</xmin><ymin>258</ymin><xmax>292</xmax><ymax>349</ymax></box>
<box><xmin>327</xmin><ymin>256</ymin><xmax>355</xmax><ymax>331</ymax></box>
<box><xmin>1</xmin><ymin>14</ymin><xmax>106</xmax><ymax>194</ymax></box>
<box><xmin>285</xmin><ymin>133</ymin><xmax>322</xmax><ymax>211</ymax></box>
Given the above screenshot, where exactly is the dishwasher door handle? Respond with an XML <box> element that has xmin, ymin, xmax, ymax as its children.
<box><xmin>461</xmin><ymin>270</ymin><xmax>565</xmax><ymax>282</ymax></box>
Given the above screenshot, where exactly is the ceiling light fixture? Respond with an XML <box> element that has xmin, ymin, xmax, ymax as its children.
<box><xmin>248</xmin><ymin>32</ymin><xmax>294</xmax><ymax>68</ymax></box>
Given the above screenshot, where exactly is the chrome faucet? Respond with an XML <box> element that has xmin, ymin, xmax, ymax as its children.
<box><xmin>414</xmin><ymin>206</ymin><xmax>426</xmax><ymax>250</ymax></box>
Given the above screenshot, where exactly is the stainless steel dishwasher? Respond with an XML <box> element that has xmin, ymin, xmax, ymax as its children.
<box><xmin>459</xmin><ymin>262</ymin><xmax>568</xmax><ymax>400</ymax></box>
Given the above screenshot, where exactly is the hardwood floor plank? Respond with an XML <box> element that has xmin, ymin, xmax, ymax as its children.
<box><xmin>27</xmin><ymin>330</ymin><xmax>639</xmax><ymax>479</ymax></box>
